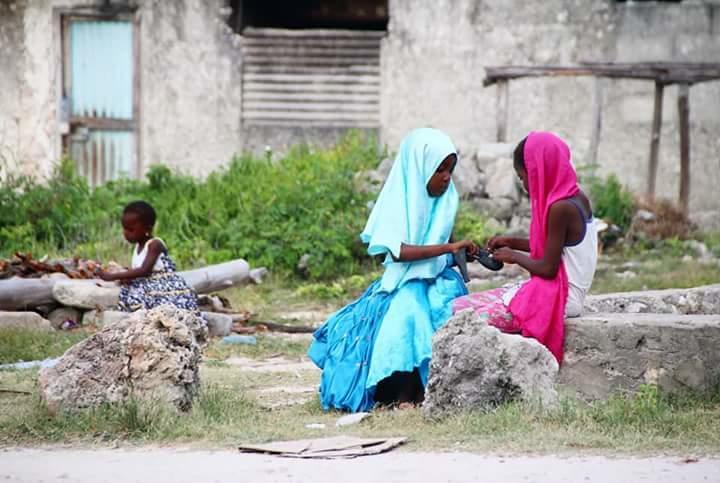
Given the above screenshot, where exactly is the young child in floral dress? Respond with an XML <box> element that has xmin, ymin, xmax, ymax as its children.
<box><xmin>99</xmin><ymin>200</ymin><xmax>199</xmax><ymax>312</ymax></box>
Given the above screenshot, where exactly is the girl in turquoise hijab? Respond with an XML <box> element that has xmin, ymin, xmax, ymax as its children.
<box><xmin>308</xmin><ymin>128</ymin><xmax>477</xmax><ymax>412</ymax></box>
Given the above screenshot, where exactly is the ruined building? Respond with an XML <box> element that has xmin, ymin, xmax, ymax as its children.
<box><xmin>0</xmin><ymin>0</ymin><xmax>718</xmax><ymax>212</ymax></box>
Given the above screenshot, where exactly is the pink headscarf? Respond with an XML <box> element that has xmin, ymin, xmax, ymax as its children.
<box><xmin>508</xmin><ymin>132</ymin><xmax>579</xmax><ymax>363</ymax></box>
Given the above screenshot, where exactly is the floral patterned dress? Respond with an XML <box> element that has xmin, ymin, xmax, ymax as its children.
<box><xmin>117</xmin><ymin>239</ymin><xmax>199</xmax><ymax>312</ymax></box>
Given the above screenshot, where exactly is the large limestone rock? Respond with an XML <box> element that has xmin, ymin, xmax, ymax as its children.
<box><xmin>560</xmin><ymin>312</ymin><xmax>720</xmax><ymax>400</ymax></box>
<box><xmin>52</xmin><ymin>280</ymin><xmax>120</xmax><ymax>310</ymax></box>
<box><xmin>39</xmin><ymin>305</ymin><xmax>208</xmax><ymax>413</ymax></box>
<box><xmin>583</xmin><ymin>284</ymin><xmax>720</xmax><ymax>315</ymax></box>
<box><xmin>424</xmin><ymin>311</ymin><xmax>559</xmax><ymax>417</ymax></box>
<box><xmin>453</xmin><ymin>157</ymin><xmax>487</xmax><ymax>198</ymax></box>
<box><xmin>469</xmin><ymin>197</ymin><xmax>516</xmax><ymax>222</ymax></box>
<box><xmin>483</xmin><ymin>157</ymin><xmax>521</xmax><ymax>203</ymax></box>
<box><xmin>475</xmin><ymin>143</ymin><xmax>514</xmax><ymax>164</ymax></box>
<box><xmin>0</xmin><ymin>311</ymin><xmax>52</xmax><ymax>331</ymax></box>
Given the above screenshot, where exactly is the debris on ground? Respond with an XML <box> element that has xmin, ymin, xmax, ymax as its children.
<box><xmin>0</xmin><ymin>252</ymin><xmax>121</xmax><ymax>280</ymax></box>
<box><xmin>221</xmin><ymin>335</ymin><xmax>257</xmax><ymax>345</ymax></box>
<box><xmin>336</xmin><ymin>412</ymin><xmax>370</xmax><ymax>427</ymax></box>
<box><xmin>238</xmin><ymin>436</ymin><xmax>407</xmax><ymax>459</ymax></box>
<box><xmin>629</xmin><ymin>198</ymin><xmax>693</xmax><ymax>240</ymax></box>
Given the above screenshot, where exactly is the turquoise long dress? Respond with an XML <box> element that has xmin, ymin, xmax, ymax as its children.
<box><xmin>308</xmin><ymin>265</ymin><xmax>467</xmax><ymax>412</ymax></box>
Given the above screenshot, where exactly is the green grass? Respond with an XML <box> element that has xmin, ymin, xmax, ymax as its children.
<box><xmin>2</xmin><ymin>365</ymin><xmax>718</xmax><ymax>453</ymax></box>
<box><xmin>590</xmin><ymin>245</ymin><xmax>720</xmax><ymax>294</ymax></box>
<box><xmin>1</xmin><ymin>239</ymin><xmax>718</xmax><ymax>451</ymax></box>
<box><xmin>0</xmin><ymin>328</ymin><xmax>93</xmax><ymax>365</ymax></box>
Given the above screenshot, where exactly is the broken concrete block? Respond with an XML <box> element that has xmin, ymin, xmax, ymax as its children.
<box><xmin>560</xmin><ymin>312</ymin><xmax>720</xmax><ymax>400</ymax></box>
<box><xmin>0</xmin><ymin>311</ymin><xmax>52</xmax><ymax>331</ymax></box>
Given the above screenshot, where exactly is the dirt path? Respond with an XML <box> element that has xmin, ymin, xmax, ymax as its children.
<box><xmin>1</xmin><ymin>448</ymin><xmax>717</xmax><ymax>482</ymax></box>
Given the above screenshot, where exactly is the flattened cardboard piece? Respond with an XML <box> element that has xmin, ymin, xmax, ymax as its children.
<box><xmin>238</xmin><ymin>436</ymin><xmax>407</xmax><ymax>459</ymax></box>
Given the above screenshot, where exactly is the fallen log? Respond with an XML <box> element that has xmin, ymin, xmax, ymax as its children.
<box><xmin>243</xmin><ymin>318</ymin><xmax>316</xmax><ymax>334</ymax></box>
<box><xmin>0</xmin><ymin>259</ymin><xmax>256</xmax><ymax>311</ymax></box>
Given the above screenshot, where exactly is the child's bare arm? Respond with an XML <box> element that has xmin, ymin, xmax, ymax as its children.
<box><xmin>395</xmin><ymin>240</ymin><xmax>479</xmax><ymax>262</ymax></box>
<box><xmin>492</xmin><ymin>202</ymin><xmax>572</xmax><ymax>279</ymax></box>
<box><xmin>487</xmin><ymin>236</ymin><xmax>530</xmax><ymax>252</ymax></box>
<box><xmin>99</xmin><ymin>240</ymin><xmax>164</xmax><ymax>282</ymax></box>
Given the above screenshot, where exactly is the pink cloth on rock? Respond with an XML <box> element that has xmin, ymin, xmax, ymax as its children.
<box><xmin>508</xmin><ymin>132</ymin><xmax>579</xmax><ymax>364</ymax></box>
<box><xmin>453</xmin><ymin>287</ymin><xmax>522</xmax><ymax>333</ymax></box>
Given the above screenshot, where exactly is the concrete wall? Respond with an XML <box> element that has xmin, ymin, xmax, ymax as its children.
<box><xmin>0</xmin><ymin>0</ymin><xmax>243</xmax><ymax>179</ymax></box>
<box><xmin>381</xmin><ymin>0</ymin><xmax>720</xmax><ymax>211</ymax></box>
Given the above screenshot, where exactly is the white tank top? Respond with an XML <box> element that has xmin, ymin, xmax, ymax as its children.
<box><xmin>131</xmin><ymin>238</ymin><xmax>165</xmax><ymax>272</ymax></box>
<box><xmin>562</xmin><ymin>200</ymin><xmax>598</xmax><ymax>317</ymax></box>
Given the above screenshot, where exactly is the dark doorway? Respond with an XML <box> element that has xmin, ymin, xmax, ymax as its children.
<box><xmin>228</xmin><ymin>0</ymin><xmax>388</xmax><ymax>33</ymax></box>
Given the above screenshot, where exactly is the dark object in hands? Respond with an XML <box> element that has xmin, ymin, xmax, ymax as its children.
<box><xmin>453</xmin><ymin>248</ymin><xmax>504</xmax><ymax>282</ymax></box>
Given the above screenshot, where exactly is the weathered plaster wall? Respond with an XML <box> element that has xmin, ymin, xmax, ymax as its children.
<box><xmin>0</xmin><ymin>0</ymin><xmax>243</xmax><ymax>179</ymax></box>
<box><xmin>139</xmin><ymin>0</ymin><xmax>242</xmax><ymax>176</ymax></box>
<box><xmin>0</xmin><ymin>0</ymin><xmax>58</xmax><ymax>178</ymax></box>
<box><xmin>0</xmin><ymin>1</ymin><xmax>27</xmax><ymax>175</ymax></box>
<box><xmin>381</xmin><ymin>0</ymin><xmax>720</xmax><ymax>211</ymax></box>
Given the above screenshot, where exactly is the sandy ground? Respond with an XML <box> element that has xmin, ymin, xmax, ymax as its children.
<box><xmin>1</xmin><ymin>448</ymin><xmax>718</xmax><ymax>483</ymax></box>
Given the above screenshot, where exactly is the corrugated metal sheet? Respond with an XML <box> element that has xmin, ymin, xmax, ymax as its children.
<box><xmin>70</xmin><ymin>130</ymin><xmax>135</xmax><ymax>187</ymax></box>
<box><xmin>70</xmin><ymin>20</ymin><xmax>133</xmax><ymax>119</ymax></box>
<box><xmin>241</xmin><ymin>28</ymin><xmax>383</xmax><ymax>127</ymax></box>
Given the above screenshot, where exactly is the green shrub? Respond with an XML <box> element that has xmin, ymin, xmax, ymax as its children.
<box><xmin>454</xmin><ymin>204</ymin><xmax>491</xmax><ymax>244</ymax></box>
<box><xmin>586</xmin><ymin>174</ymin><xmax>635</xmax><ymax>230</ymax></box>
<box><xmin>0</xmin><ymin>131</ymin><xmax>382</xmax><ymax>280</ymax></box>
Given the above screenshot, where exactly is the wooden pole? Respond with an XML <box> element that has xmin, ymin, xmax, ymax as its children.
<box><xmin>677</xmin><ymin>83</ymin><xmax>691</xmax><ymax>215</ymax></box>
<box><xmin>496</xmin><ymin>79</ymin><xmax>509</xmax><ymax>142</ymax></box>
<box><xmin>585</xmin><ymin>77</ymin><xmax>604</xmax><ymax>168</ymax></box>
<box><xmin>647</xmin><ymin>81</ymin><xmax>665</xmax><ymax>198</ymax></box>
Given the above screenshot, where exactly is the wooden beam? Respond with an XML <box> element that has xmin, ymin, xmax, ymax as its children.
<box><xmin>647</xmin><ymin>81</ymin><xmax>665</xmax><ymax>198</ymax></box>
<box><xmin>678</xmin><ymin>83</ymin><xmax>691</xmax><ymax>215</ymax></box>
<box><xmin>585</xmin><ymin>77</ymin><xmax>604</xmax><ymax>167</ymax></box>
<box><xmin>483</xmin><ymin>63</ymin><xmax>720</xmax><ymax>87</ymax></box>
<box><xmin>496</xmin><ymin>80</ymin><xmax>509</xmax><ymax>142</ymax></box>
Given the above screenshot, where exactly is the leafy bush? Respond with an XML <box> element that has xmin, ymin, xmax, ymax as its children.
<box><xmin>454</xmin><ymin>205</ymin><xmax>491</xmax><ymax>244</ymax></box>
<box><xmin>586</xmin><ymin>174</ymin><xmax>635</xmax><ymax>230</ymax></box>
<box><xmin>0</xmin><ymin>132</ymin><xmax>382</xmax><ymax>280</ymax></box>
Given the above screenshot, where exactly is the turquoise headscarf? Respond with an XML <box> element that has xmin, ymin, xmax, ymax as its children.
<box><xmin>361</xmin><ymin>128</ymin><xmax>459</xmax><ymax>292</ymax></box>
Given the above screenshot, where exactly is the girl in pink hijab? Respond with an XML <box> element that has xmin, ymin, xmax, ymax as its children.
<box><xmin>453</xmin><ymin>132</ymin><xmax>598</xmax><ymax>363</ymax></box>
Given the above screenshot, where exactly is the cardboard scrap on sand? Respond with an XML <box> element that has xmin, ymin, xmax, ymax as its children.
<box><xmin>238</xmin><ymin>436</ymin><xmax>407</xmax><ymax>459</ymax></box>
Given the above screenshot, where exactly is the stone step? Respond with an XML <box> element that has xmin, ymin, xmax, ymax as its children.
<box><xmin>584</xmin><ymin>283</ymin><xmax>720</xmax><ymax>315</ymax></box>
<box><xmin>560</xmin><ymin>312</ymin><xmax>720</xmax><ymax>400</ymax></box>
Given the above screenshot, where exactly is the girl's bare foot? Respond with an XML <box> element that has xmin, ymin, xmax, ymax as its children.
<box><xmin>397</xmin><ymin>402</ymin><xmax>416</xmax><ymax>410</ymax></box>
